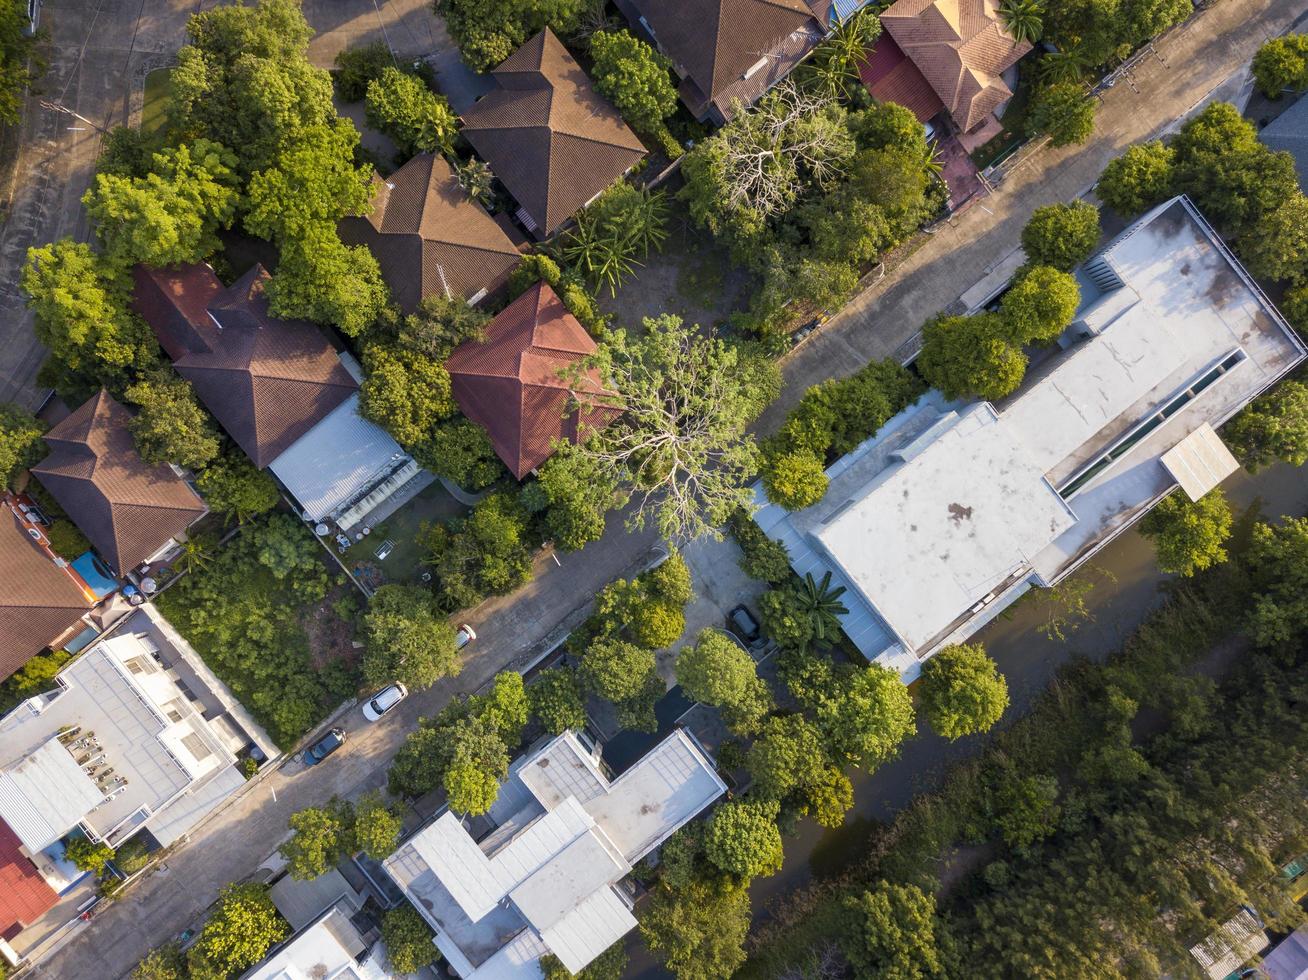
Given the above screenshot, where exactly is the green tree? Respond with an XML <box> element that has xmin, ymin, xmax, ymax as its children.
<box><xmin>804</xmin><ymin>765</ymin><xmax>855</xmax><ymax>828</ymax></box>
<box><xmin>704</xmin><ymin>799</ymin><xmax>784</xmax><ymax>879</ymax></box>
<box><xmin>365</xmin><ymin>66</ymin><xmax>457</xmax><ymax>158</ymax></box>
<box><xmin>45</xmin><ymin>519</ymin><xmax>91</xmax><ymax>560</ymax></box>
<box><xmin>280</xmin><ymin>798</ymin><xmax>356</xmax><ymax>879</ymax></box>
<box><xmin>124</xmin><ymin>372</ymin><xmax>220</xmax><ymax>469</ymax></box>
<box><xmin>1244</xmin><ymin>517</ymin><xmax>1308</xmax><ymax>648</ymax></box>
<box><xmin>561</xmin><ymin>185</ymin><xmax>669</xmax><ymax>296</ymax></box>
<box><xmin>83</xmin><ymin>140</ymin><xmax>239</xmax><ymax>268</ymax></box>
<box><xmin>414</xmin><ymin>416</ymin><xmax>506</xmax><ymax>491</ymax></box>
<box><xmin>362</xmin><ymin>584</ymin><xmax>460</xmax><ymax>690</ymax></box>
<box><xmin>243</xmin><ymin>121</ymin><xmax>373</xmax><ymax>244</ymax></box>
<box><xmin>381</xmin><ymin>905</ymin><xmax>438</xmax><ymax>974</ymax></box>
<box><xmin>1169</xmin><ymin>102</ymin><xmax>1298</xmax><ymax>238</ymax></box>
<box><xmin>646</xmin><ymin>550</ymin><xmax>694</xmax><ymax>605</ymax></box>
<box><xmin>989</xmin><ymin>771</ymin><xmax>1061</xmax><ymax>849</ymax></box>
<box><xmin>528</xmin><ymin>667</ymin><xmax>587</xmax><ymax>734</ymax></box>
<box><xmin>813</xmin><ymin>664</ymin><xmax>915</xmax><ymax>768</ymax></box>
<box><xmin>1026</xmin><ymin>82</ymin><xmax>1096</xmax><ymax>148</ymax></box>
<box><xmin>471</xmin><ymin>671</ymin><xmax>530</xmax><ymax>745</ymax></box>
<box><xmin>1223</xmin><ymin>379</ymin><xmax>1308</xmax><ymax>472</ymax></box>
<box><xmin>731</xmin><ymin>512</ymin><xmax>792</xmax><ymax>584</ymax></box>
<box><xmin>745</xmin><ymin>713</ymin><xmax>826</xmax><ymax>800</ymax></box>
<box><xmin>21</xmin><ymin>239</ymin><xmax>158</xmax><ymax>389</ymax></box>
<box><xmin>444</xmin><ymin>716</ymin><xmax>509</xmax><ymax>814</ymax></box>
<box><xmin>64</xmin><ymin>837</ymin><xmax>115</xmax><ymax>875</ymax></box>
<box><xmin>1096</xmin><ymin>140</ymin><xmax>1175</xmax><ymax>217</ymax></box>
<box><xmin>193</xmin><ymin>882</ymin><xmax>287</xmax><ymax>977</ymax></box>
<box><xmin>0</xmin><ymin>649</ymin><xmax>71</xmax><ymax>714</ymax></box>
<box><xmin>333</xmin><ymin>41</ymin><xmax>393</xmax><ymax>101</ymax></box>
<box><xmin>575</xmin><ymin>315</ymin><xmax>766</xmax><ymax>541</ymax></box>
<box><xmin>677</xmin><ymin>629</ymin><xmax>772</xmax><ymax>734</ymax></box>
<box><xmin>1237</xmin><ymin>192</ymin><xmax>1308</xmax><ymax>284</ymax></box>
<box><xmin>440</xmin><ymin>0</ymin><xmax>588</xmax><ymax>72</ymax></box>
<box><xmin>792</xmin><ymin>571</ymin><xmax>849</xmax><ymax>649</ymax></box>
<box><xmin>266</xmin><ymin>224</ymin><xmax>390</xmax><ymax>337</ymax></box>
<box><xmin>541</xmin><ymin>941</ymin><xmax>628</xmax><ymax>980</ymax></box>
<box><xmin>394</xmin><ymin>295</ymin><xmax>490</xmax><ymax>358</ymax></box>
<box><xmin>918</xmin><ymin>643</ymin><xmax>1009</xmax><ymax>740</ymax></box>
<box><xmin>578</xmin><ymin>637</ymin><xmax>658</xmax><ymax>706</ymax></box>
<box><xmin>353</xmin><ymin>790</ymin><xmax>403</xmax><ymax>860</ymax></box>
<box><xmin>629</xmin><ymin>598</ymin><xmax>685</xmax><ymax>649</ymax></box>
<box><xmin>0</xmin><ymin>0</ymin><xmax>46</xmax><ymax>126</ymax></box>
<box><xmin>0</xmin><ymin>402</ymin><xmax>45</xmax><ymax>488</ymax></box>
<box><xmin>640</xmin><ymin>875</ymin><xmax>750</xmax><ymax>980</ymax></box>
<box><xmin>1000</xmin><ymin>265</ymin><xmax>1080</xmax><ymax>345</ymax></box>
<box><xmin>422</xmin><ymin>491</ymin><xmax>534</xmax><ymax>610</ymax></box>
<box><xmin>841</xmin><ymin>881</ymin><xmax>944</xmax><ymax>980</ymax></box>
<box><xmin>760</xmin><ymin>449</ymin><xmax>828</xmax><ymax>510</ymax></box>
<box><xmin>998</xmin><ymin>0</ymin><xmax>1042</xmax><ymax>42</ymax></box>
<box><xmin>589</xmin><ymin>29</ymin><xmax>677</xmax><ymax>137</ymax></box>
<box><xmin>1139</xmin><ymin>489</ymin><xmax>1233</xmax><ymax>578</ymax></box>
<box><xmin>195</xmin><ymin>452</ymin><xmax>280</xmax><ymax>523</ymax></box>
<box><xmin>132</xmin><ymin>943</ymin><xmax>186</xmax><ymax>980</ymax></box>
<box><xmin>359</xmin><ymin>344</ymin><xmax>455</xmax><ymax>449</ymax></box>
<box><xmin>522</xmin><ymin>443</ymin><xmax>621</xmax><ymax>552</ymax></box>
<box><xmin>1252</xmin><ymin>34</ymin><xmax>1308</xmax><ymax>98</ymax></box>
<box><xmin>1020</xmin><ymin>201</ymin><xmax>1100</xmax><ymax>271</ymax></box>
<box><xmin>917</xmin><ymin>313</ymin><xmax>1027</xmax><ymax>401</ymax></box>
<box><xmin>758</xmin><ymin>585</ymin><xmax>816</xmax><ymax>652</ymax></box>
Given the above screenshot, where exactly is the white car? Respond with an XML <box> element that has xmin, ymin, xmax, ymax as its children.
<box><xmin>455</xmin><ymin>624</ymin><xmax>477</xmax><ymax>649</ymax></box>
<box><xmin>362</xmin><ymin>683</ymin><xmax>408</xmax><ymax>722</ymax></box>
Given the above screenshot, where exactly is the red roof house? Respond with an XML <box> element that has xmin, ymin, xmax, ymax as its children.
<box><xmin>0</xmin><ymin>819</ymin><xmax>57</xmax><ymax>941</ymax></box>
<box><xmin>859</xmin><ymin>34</ymin><xmax>945</xmax><ymax>123</ymax></box>
<box><xmin>444</xmin><ymin>282</ymin><xmax>621</xmax><ymax>479</ymax></box>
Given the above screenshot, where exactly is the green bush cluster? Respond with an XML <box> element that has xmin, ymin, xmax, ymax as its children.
<box><xmin>507</xmin><ymin>253</ymin><xmax>608</xmax><ymax>336</ymax></box>
<box><xmin>759</xmin><ymin>358</ymin><xmax>924</xmax><ymax>509</ymax></box>
<box><xmin>1253</xmin><ymin>33</ymin><xmax>1308</xmax><ymax>99</ymax></box>
<box><xmin>155</xmin><ymin>514</ymin><xmax>354</xmax><ymax>746</ymax></box>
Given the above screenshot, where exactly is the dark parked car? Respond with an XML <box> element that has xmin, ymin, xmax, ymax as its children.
<box><xmin>727</xmin><ymin>604</ymin><xmax>761</xmax><ymax>645</ymax></box>
<box><xmin>303</xmin><ymin>728</ymin><xmax>346</xmax><ymax>766</ymax></box>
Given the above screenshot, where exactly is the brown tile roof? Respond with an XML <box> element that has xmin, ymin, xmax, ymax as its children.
<box><xmin>629</xmin><ymin>0</ymin><xmax>823</xmax><ymax>121</ymax></box>
<box><xmin>881</xmin><ymin>0</ymin><xmax>1031</xmax><ymax>132</ymax></box>
<box><xmin>132</xmin><ymin>264</ymin><xmax>358</xmax><ymax>468</ymax></box>
<box><xmin>859</xmin><ymin>34</ymin><xmax>946</xmax><ymax>122</ymax></box>
<box><xmin>30</xmin><ymin>391</ymin><xmax>208</xmax><ymax>575</ymax></box>
<box><xmin>0</xmin><ymin>497</ymin><xmax>92</xmax><ymax>681</ymax></box>
<box><xmin>460</xmin><ymin>29</ymin><xmax>646</xmax><ymax>237</ymax></box>
<box><xmin>444</xmin><ymin>282</ymin><xmax>621</xmax><ymax>479</ymax></box>
<box><xmin>338</xmin><ymin>154</ymin><xmax>522</xmax><ymax>314</ymax></box>
<box><xmin>0</xmin><ymin>819</ymin><xmax>58</xmax><ymax>941</ymax></box>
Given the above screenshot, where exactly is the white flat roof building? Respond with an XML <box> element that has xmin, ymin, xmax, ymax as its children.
<box><xmin>242</xmin><ymin>899</ymin><xmax>391</xmax><ymax>980</ymax></box>
<box><xmin>0</xmin><ymin>607</ymin><xmax>267</xmax><ymax>855</ymax></box>
<box><xmin>384</xmin><ymin>729</ymin><xmax>726</xmax><ymax>980</ymax></box>
<box><xmin>757</xmin><ymin>196</ymin><xmax>1306</xmax><ymax>681</ymax></box>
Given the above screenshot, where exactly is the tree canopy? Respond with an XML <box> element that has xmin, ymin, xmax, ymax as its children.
<box><xmin>999</xmin><ymin>265</ymin><xmax>1080</xmax><ymax>345</ymax></box>
<box><xmin>0</xmin><ymin>402</ymin><xmax>45</xmax><ymax>489</ymax></box>
<box><xmin>0</xmin><ymin>0</ymin><xmax>46</xmax><ymax>126</ymax></box>
<box><xmin>440</xmin><ymin>0</ymin><xmax>588</xmax><ymax>71</ymax></box>
<box><xmin>364</xmin><ymin>67</ymin><xmax>457</xmax><ymax>158</ymax></box>
<box><xmin>381</xmin><ymin>905</ymin><xmax>438</xmax><ymax>975</ymax></box>
<box><xmin>917</xmin><ymin>312</ymin><xmax>1027</xmax><ymax>402</ymax></box>
<box><xmin>124</xmin><ymin>371</ymin><xmax>221</xmax><ymax>470</ymax></box>
<box><xmin>1026</xmin><ymin>81</ymin><xmax>1096</xmax><ymax>147</ymax></box>
<box><xmin>1222</xmin><ymin>379</ymin><xmax>1308</xmax><ymax>472</ymax></box>
<box><xmin>1020</xmin><ymin>201</ymin><xmax>1100</xmax><ymax>271</ymax></box>
<box><xmin>191</xmin><ymin>883</ymin><xmax>287</xmax><ymax>977</ymax></box>
<box><xmin>589</xmin><ymin>29</ymin><xmax>678</xmax><ymax>139</ymax></box>
<box><xmin>280</xmin><ymin>797</ymin><xmax>355</xmax><ymax>879</ymax></box>
<box><xmin>842</xmin><ymin>881</ymin><xmax>945</xmax><ymax>980</ymax></box>
<box><xmin>195</xmin><ymin>452</ymin><xmax>280</xmax><ymax>523</ymax></box>
<box><xmin>1139</xmin><ymin>489</ymin><xmax>1233</xmax><ymax>578</ymax></box>
<box><xmin>676</xmin><ymin>629</ymin><xmax>772</xmax><ymax>734</ymax></box>
<box><xmin>1096</xmin><ymin>140</ymin><xmax>1175</xmax><ymax>217</ymax></box>
<box><xmin>917</xmin><ymin>643</ymin><xmax>1009</xmax><ymax>740</ymax></box>
<box><xmin>1252</xmin><ymin>33</ymin><xmax>1308</xmax><ymax>99</ymax></box>
<box><xmin>704</xmin><ymin>799</ymin><xmax>784</xmax><ymax>879</ymax></box>
<box><xmin>362</xmin><ymin>584</ymin><xmax>461</xmax><ymax>690</ymax></box>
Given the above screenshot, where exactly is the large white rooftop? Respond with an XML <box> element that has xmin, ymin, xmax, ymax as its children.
<box><xmin>384</xmin><ymin>729</ymin><xmax>724</xmax><ymax>980</ymax></box>
<box><xmin>758</xmin><ymin>196</ymin><xmax>1306</xmax><ymax>679</ymax></box>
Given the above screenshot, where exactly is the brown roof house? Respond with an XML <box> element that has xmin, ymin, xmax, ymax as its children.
<box><xmin>132</xmin><ymin>263</ymin><xmax>357</xmax><ymax>469</ymax></box>
<box><xmin>444</xmin><ymin>282</ymin><xmax>622</xmax><ymax>479</ymax></box>
<box><xmin>30</xmin><ymin>391</ymin><xmax>208</xmax><ymax>576</ymax></box>
<box><xmin>880</xmin><ymin>0</ymin><xmax>1032</xmax><ymax>133</ymax></box>
<box><xmin>133</xmin><ymin>264</ymin><xmax>419</xmax><ymax>531</ymax></box>
<box><xmin>460</xmin><ymin>29</ymin><xmax>646</xmax><ymax>239</ymax></box>
<box><xmin>619</xmin><ymin>0</ymin><xmax>829</xmax><ymax>123</ymax></box>
<box><xmin>0</xmin><ymin>496</ymin><xmax>95</xmax><ymax>682</ymax></box>
<box><xmin>338</xmin><ymin>153</ymin><xmax>523</xmax><ymax>314</ymax></box>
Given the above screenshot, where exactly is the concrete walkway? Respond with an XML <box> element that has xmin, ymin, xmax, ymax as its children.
<box><xmin>755</xmin><ymin>0</ymin><xmax>1308</xmax><ymax>436</ymax></box>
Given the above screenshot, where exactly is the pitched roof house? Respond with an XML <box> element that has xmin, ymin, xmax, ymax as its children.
<box><xmin>620</xmin><ymin>0</ymin><xmax>828</xmax><ymax>123</ymax></box>
<box><xmin>0</xmin><ymin>497</ymin><xmax>94</xmax><ymax>682</ymax></box>
<box><xmin>460</xmin><ymin>29</ymin><xmax>646</xmax><ymax>238</ymax></box>
<box><xmin>30</xmin><ymin>391</ymin><xmax>207</xmax><ymax>575</ymax></box>
<box><xmin>338</xmin><ymin>153</ymin><xmax>523</xmax><ymax>314</ymax></box>
<box><xmin>880</xmin><ymin>0</ymin><xmax>1031</xmax><ymax>133</ymax></box>
<box><xmin>384</xmin><ymin>730</ymin><xmax>725</xmax><ymax>979</ymax></box>
<box><xmin>859</xmin><ymin>33</ymin><xmax>946</xmax><ymax>123</ymax></box>
<box><xmin>132</xmin><ymin>263</ymin><xmax>357</xmax><ymax>468</ymax></box>
<box><xmin>444</xmin><ymin>282</ymin><xmax>621</xmax><ymax>479</ymax></box>
<box><xmin>0</xmin><ymin>819</ymin><xmax>57</xmax><ymax>942</ymax></box>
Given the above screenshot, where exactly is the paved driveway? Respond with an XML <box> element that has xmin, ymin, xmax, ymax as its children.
<box><xmin>0</xmin><ymin>0</ymin><xmax>194</xmax><ymax>408</ymax></box>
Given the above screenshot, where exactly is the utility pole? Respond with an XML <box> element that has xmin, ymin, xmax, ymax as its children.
<box><xmin>39</xmin><ymin>99</ymin><xmax>108</xmax><ymax>135</ymax></box>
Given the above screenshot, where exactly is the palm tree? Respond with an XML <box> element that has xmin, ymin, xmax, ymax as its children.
<box><xmin>176</xmin><ymin>534</ymin><xmax>213</xmax><ymax>575</ymax></box>
<box><xmin>998</xmin><ymin>0</ymin><xmax>1043</xmax><ymax>44</ymax></box>
<box><xmin>455</xmin><ymin>158</ymin><xmax>495</xmax><ymax>208</ymax></box>
<box><xmin>1038</xmin><ymin>49</ymin><xmax>1091</xmax><ymax>85</ymax></box>
<box><xmin>796</xmin><ymin>571</ymin><xmax>849</xmax><ymax>646</ymax></box>
<box><xmin>802</xmin><ymin>6</ymin><xmax>879</xmax><ymax>100</ymax></box>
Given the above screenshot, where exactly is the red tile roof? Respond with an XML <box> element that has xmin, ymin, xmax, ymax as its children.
<box><xmin>132</xmin><ymin>264</ymin><xmax>358</xmax><ymax>468</ymax></box>
<box><xmin>31</xmin><ymin>391</ymin><xmax>208</xmax><ymax>575</ymax></box>
<box><xmin>338</xmin><ymin>154</ymin><xmax>522</xmax><ymax>314</ymax></box>
<box><xmin>0</xmin><ymin>497</ymin><xmax>92</xmax><ymax>682</ymax></box>
<box><xmin>444</xmin><ymin>282</ymin><xmax>621</xmax><ymax>479</ymax></box>
<box><xmin>460</xmin><ymin>30</ymin><xmax>646</xmax><ymax>237</ymax></box>
<box><xmin>881</xmin><ymin>0</ymin><xmax>1031</xmax><ymax>132</ymax></box>
<box><xmin>859</xmin><ymin>34</ymin><xmax>946</xmax><ymax>123</ymax></box>
<box><xmin>0</xmin><ymin>819</ymin><xmax>57</xmax><ymax>941</ymax></box>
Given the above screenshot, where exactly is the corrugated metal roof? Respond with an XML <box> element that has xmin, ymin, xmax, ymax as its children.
<box><xmin>538</xmin><ymin>888</ymin><xmax>635</xmax><ymax>975</ymax></box>
<box><xmin>0</xmin><ymin>739</ymin><xmax>103</xmax><ymax>852</ymax></box>
<box><xmin>268</xmin><ymin>393</ymin><xmax>410</xmax><ymax>522</ymax></box>
<box><xmin>148</xmin><ymin>763</ymin><xmax>245</xmax><ymax>848</ymax></box>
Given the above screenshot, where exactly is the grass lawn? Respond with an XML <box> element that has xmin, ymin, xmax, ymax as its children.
<box><xmin>969</xmin><ymin>73</ymin><xmax>1033</xmax><ymax>171</ymax></box>
<box><xmin>141</xmin><ymin>68</ymin><xmax>170</xmax><ymax>138</ymax></box>
<box><xmin>340</xmin><ymin>480</ymin><xmax>467</xmax><ymax>590</ymax></box>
